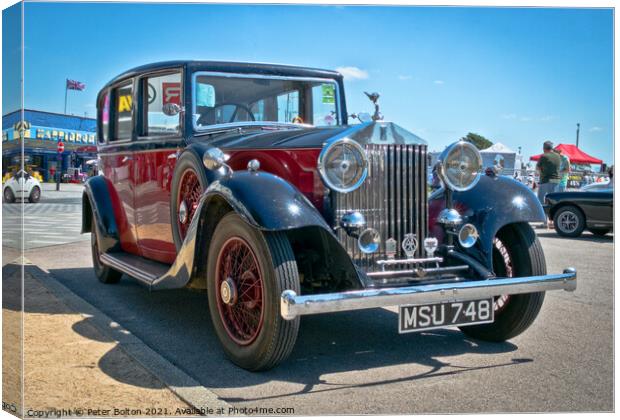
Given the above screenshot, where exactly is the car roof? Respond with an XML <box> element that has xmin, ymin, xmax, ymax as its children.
<box><xmin>101</xmin><ymin>60</ymin><xmax>343</xmax><ymax>92</ymax></box>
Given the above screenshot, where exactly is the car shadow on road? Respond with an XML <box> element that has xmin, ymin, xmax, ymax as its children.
<box><xmin>535</xmin><ymin>231</ymin><xmax>613</xmax><ymax>243</ymax></box>
<box><xmin>17</xmin><ymin>265</ymin><xmax>530</xmax><ymax>403</ymax></box>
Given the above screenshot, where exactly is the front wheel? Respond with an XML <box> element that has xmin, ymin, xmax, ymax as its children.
<box><xmin>459</xmin><ymin>223</ymin><xmax>546</xmax><ymax>342</ymax></box>
<box><xmin>3</xmin><ymin>187</ymin><xmax>15</xmax><ymax>203</ymax></box>
<box><xmin>28</xmin><ymin>186</ymin><xmax>41</xmax><ymax>203</ymax></box>
<box><xmin>206</xmin><ymin>213</ymin><xmax>300</xmax><ymax>371</ymax></box>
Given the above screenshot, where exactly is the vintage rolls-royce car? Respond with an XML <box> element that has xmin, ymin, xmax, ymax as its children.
<box><xmin>84</xmin><ymin>61</ymin><xmax>577</xmax><ymax>371</ymax></box>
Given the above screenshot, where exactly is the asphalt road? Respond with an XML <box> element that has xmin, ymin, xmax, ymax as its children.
<box><xmin>19</xmin><ymin>215</ymin><xmax>613</xmax><ymax>414</ymax></box>
<box><xmin>2</xmin><ymin>183</ymin><xmax>85</xmax><ymax>250</ymax></box>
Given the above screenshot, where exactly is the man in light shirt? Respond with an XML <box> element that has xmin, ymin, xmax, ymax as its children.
<box><xmin>555</xmin><ymin>148</ymin><xmax>571</xmax><ymax>192</ymax></box>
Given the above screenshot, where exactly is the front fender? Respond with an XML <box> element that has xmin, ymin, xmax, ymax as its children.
<box><xmin>429</xmin><ymin>175</ymin><xmax>545</xmax><ymax>268</ymax></box>
<box><xmin>204</xmin><ymin>170</ymin><xmax>332</xmax><ymax>232</ymax></box>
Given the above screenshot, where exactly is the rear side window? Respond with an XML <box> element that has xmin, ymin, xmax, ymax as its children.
<box><xmin>113</xmin><ymin>82</ymin><xmax>133</xmax><ymax>140</ymax></box>
<box><xmin>144</xmin><ymin>72</ymin><xmax>182</xmax><ymax>135</ymax></box>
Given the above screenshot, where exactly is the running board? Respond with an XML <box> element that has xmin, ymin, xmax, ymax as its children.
<box><xmin>100</xmin><ymin>252</ymin><xmax>170</xmax><ymax>286</ymax></box>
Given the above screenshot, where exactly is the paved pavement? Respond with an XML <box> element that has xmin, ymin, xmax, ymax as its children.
<box><xmin>22</xmin><ymin>231</ymin><xmax>613</xmax><ymax>414</ymax></box>
<box><xmin>2</xmin><ymin>183</ymin><xmax>86</xmax><ymax>249</ymax></box>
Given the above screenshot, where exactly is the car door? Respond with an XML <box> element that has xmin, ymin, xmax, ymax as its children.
<box><xmin>133</xmin><ymin>70</ymin><xmax>183</xmax><ymax>264</ymax></box>
<box><xmin>99</xmin><ymin>80</ymin><xmax>140</xmax><ymax>255</ymax></box>
<box><xmin>584</xmin><ymin>191</ymin><xmax>613</xmax><ymax>226</ymax></box>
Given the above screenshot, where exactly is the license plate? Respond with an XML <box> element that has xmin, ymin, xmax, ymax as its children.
<box><xmin>399</xmin><ymin>298</ymin><xmax>494</xmax><ymax>333</ymax></box>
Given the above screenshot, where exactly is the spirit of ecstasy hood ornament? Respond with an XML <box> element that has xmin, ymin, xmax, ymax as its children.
<box><xmin>364</xmin><ymin>91</ymin><xmax>383</xmax><ymax>121</ymax></box>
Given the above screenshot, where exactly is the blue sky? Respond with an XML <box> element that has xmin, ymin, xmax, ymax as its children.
<box><xmin>3</xmin><ymin>3</ymin><xmax>614</xmax><ymax>163</ymax></box>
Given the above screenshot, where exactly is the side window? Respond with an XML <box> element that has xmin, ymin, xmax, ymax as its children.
<box><xmin>100</xmin><ymin>91</ymin><xmax>110</xmax><ymax>143</ymax></box>
<box><xmin>144</xmin><ymin>72</ymin><xmax>182</xmax><ymax>135</ymax></box>
<box><xmin>113</xmin><ymin>82</ymin><xmax>133</xmax><ymax>140</ymax></box>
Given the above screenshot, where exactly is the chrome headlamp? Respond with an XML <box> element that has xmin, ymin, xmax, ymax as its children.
<box><xmin>318</xmin><ymin>138</ymin><xmax>368</xmax><ymax>193</ymax></box>
<box><xmin>437</xmin><ymin>141</ymin><xmax>483</xmax><ymax>192</ymax></box>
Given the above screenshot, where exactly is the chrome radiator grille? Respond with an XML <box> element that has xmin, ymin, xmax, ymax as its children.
<box><xmin>332</xmin><ymin>143</ymin><xmax>428</xmax><ymax>272</ymax></box>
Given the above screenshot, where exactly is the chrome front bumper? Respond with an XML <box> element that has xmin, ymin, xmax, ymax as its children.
<box><xmin>280</xmin><ymin>268</ymin><xmax>577</xmax><ymax>320</ymax></box>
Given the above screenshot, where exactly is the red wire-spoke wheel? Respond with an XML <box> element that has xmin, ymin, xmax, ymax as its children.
<box><xmin>492</xmin><ymin>237</ymin><xmax>513</xmax><ymax>314</ymax></box>
<box><xmin>215</xmin><ymin>237</ymin><xmax>265</xmax><ymax>346</ymax></box>
<box><xmin>206</xmin><ymin>213</ymin><xmax>301</xmax><ymax>371</ymax></box>
<box><xmin>176</xmin><ymin>168</ymin><xmax>202</xmax><ymax>240</ymax></box>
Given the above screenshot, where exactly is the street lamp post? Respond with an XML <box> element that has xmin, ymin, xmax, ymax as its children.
<box><xmin>576</xmin><ymin>123</ymin><xmax>580</xmax><ymax>148</ymax></box>
<box><xmin>56</xmin><ymin>141</ymin><xmax>64</xmax><ymax>191</ymax></box>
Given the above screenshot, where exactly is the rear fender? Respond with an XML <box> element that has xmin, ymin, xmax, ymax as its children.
<box><xmin>82</xmin><ymin>176</ymin><xmax>122</xmax><ymax>253</ymax></box>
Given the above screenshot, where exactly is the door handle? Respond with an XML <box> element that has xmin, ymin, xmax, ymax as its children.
<box><xmin>122</xmin><ymin>156</ymin><xmax>133</xmax><ymax>164</ymax></box>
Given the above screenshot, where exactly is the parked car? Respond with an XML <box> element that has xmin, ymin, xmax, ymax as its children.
<box><xmin>84</xmin><ymin>61</ymin><xmax>577</xmax><ymax>371</ymax></box>
<box><xmin>545</xmin><ymin>190</ymin><xmax>613</xmax><ymax>237</ymax></box>
<box><xmin>3</xmin><ymin>170</ymin><xmax>42</xmax><ymax>203</ymax></box>
<box><xmin>581</xmin><ymin>181</ymin><xmax>613</xmax><ymax>191</ymax></box>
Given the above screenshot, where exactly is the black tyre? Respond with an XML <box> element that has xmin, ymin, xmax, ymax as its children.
<box><xmin>91</xmin><ymin>223</ymin><xmax>122</xmax><ymax>284</ymax></box>
<box><xmin>170</xmin><ymin>152</ymin><xmax>207</xmax><ymax>251</ymax></box>
<box><xmin>3</xmin><ymin>187</ymin><xmax>15</xmax><ymax>203</ymax></box>
<box><xmin>589</xmin><ymin>228</ymin><xmax>611</xmax><ymax>237</ymax></box>
<box><xmin>459</xmin><ymin>223</ymin><xmax>546</xmax><ymax>342</ymax></box>
<box><xmin>28</xmin><ymin>186</ymin><xmax>41</xmax><ymax>203</ymax></box>
<box><xmin>206</xmin><ymin>212</ymin><xmax>300</xmax><ymax>371</ymax></box>
<box><xmin>553</xmin><ymin>205</ymin><xmax>585</xmax><ymax>237</ymax></box>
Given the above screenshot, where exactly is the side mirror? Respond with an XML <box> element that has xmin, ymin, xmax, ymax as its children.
<box><xmin>350</xmin><ymin>112</ymin><xmax>372</xmax><ymax>123</ymax></box>
<box><xmin>356</xmin><ymin>112</ymin><xmax>372</xmax><ymax>123</ymax></box>
<box><xmin>162</xmin><ymin>103</ymin><xmax>182</xmax><ymax>116</ymax></box>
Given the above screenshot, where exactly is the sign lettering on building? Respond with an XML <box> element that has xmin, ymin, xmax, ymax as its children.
<box><xmin>3</xmin><ymin>120</ymin><xmax>96</xmax><ymax>144</ymax></box>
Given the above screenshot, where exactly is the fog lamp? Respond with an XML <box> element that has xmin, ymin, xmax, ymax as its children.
<box><xmin>358</xmin><ymin>228</ymin><xmax>380</xmax><ymax>254</ymax></box>
<box><xmin>458</xmin><ymin>223</ymin><xmax>479</xmax><ymax>248</ymax></box>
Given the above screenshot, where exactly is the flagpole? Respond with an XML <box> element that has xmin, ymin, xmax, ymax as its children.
<box><xmin>64</xmin><ymin>80</ymin><xmax>68</xmax><ymax>114</ymax></box>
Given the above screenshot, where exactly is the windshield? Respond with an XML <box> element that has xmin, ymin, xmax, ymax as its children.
<box><xmin>192</xmin><ymin>73</ymin><xmax>340</xmax><ymax>130</ymax></box>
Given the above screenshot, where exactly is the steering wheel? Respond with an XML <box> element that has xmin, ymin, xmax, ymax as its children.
<box><xmin>213</xmin><ymin>102</ymin><xmax>255</xmax><ymax>124</ymax></box>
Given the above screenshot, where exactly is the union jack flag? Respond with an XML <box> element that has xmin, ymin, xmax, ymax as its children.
<box><xmin>66</xmin><ymin>79</ymin><xmax>86</xmax><ymax>91</ymax></box>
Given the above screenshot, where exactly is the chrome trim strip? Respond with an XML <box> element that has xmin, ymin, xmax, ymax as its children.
<box><xmin>100</xmin><ymin>253</ymin><xmax>155</xmax><ymax>285</ymax></box>
<box><xmin>376</xmin><ymin>257</ymin><xmax>443</xmax><ymax>266</ymax></box>
<box><xmin>366</xmin><ymin>265</ymin><xmax>469</xmax><ymax>278</ymax></box>
<box><xmin>280</xmin><ymin>268</ymin><xmax>577</xmax><ymax>320</ymax></box>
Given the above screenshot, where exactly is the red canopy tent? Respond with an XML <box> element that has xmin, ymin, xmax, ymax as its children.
<box><xmin>529</xmin><ymin>143</ymin><xmax>603</xmax><ymax>164</ymax></box>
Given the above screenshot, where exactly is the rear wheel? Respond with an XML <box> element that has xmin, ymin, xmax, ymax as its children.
<box><xmin>207</xmin><ymin>213</ymin><xmax>300</xmax><ymax>371</ymax></box>
<box><xmin>589</xmin><ymin>228</ymin><xmax>610</xmax><ymax>237</ymax></box>
<box><xmin>553</xmin><ymin>205</ymin><xmax>585</xmax><ymax>237</ymax></box>
<box><xmin>28</xmin><ymin>186</ymin><xmax>41</xmax><ymax>203</ymax></box>
<box><xmin>3</xmin><ymin>187</ymin><xmax>15</xmax><ymax>203</ymax></box>
<box><xmin>459</xmin><ymin>223</ymin><xmax>546</xmax><ymax>342</ymax></box>
<box><xmin>91</xmin><ymin>222</ymin><xmax>122</xmax><ymax>284</ymax></box>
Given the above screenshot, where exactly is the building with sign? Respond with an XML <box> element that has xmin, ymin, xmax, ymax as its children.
<box><xmin>2</xmin><ymin>109</ymin><xmax>97</xmax><ymax>181</ymax></box>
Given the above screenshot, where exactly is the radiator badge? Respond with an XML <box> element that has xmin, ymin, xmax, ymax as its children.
<box><xmin>402</xmin><ymin>233</ymin><xmax>418</xmax><ymax>258</ymax></box>
<box><xmin>385</xmin><ymin>238</ymin><xmax>397</xmax><ymax>259</ymax></box>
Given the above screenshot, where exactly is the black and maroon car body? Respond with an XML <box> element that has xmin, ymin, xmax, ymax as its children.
<box><xmin>83</xmin><ymin>61</ymin><xmax>577</xmax><ymax>371</ymax></box>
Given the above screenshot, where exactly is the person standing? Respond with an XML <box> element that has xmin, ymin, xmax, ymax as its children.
<box><xmin>536</xmin><ymin>140</ymin><xmax>561</xmax><ymax>203</ymax></box>
<box><xmin>555</xmin><ymin>148</ymin><xmax>571</xmax><ymax>192</ymax></box>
